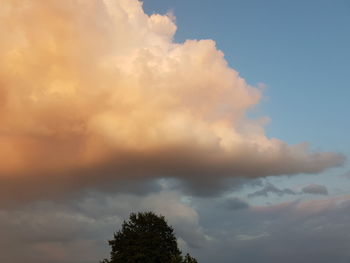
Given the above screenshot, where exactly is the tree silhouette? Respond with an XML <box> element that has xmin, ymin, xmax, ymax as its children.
<box><xmin>101</xmin><ymin>211</ymin><xmax>197</xmax><ymax>263</ymax></box>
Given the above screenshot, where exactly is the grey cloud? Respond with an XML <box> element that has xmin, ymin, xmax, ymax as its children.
<box><xmin>301</xmin><ymin>184</ymin><xmax>328</xmax><ymax>195</ymax></box>
<box><xmin>192</xmin><ymin>195</ymin><xmax>350</xmax><ymax>263</ymax></box>
<box><xmin>248</xmin><ymin>182</ymin><xmax>329</xmax><ymax>198</ymax></box>
<box><xmin>340</xmin><ymin>170</ymin><xmax>350</xmax><ymax>178</ymax></box>
<box><xmin>4</xmin><ymin>144</ymin><xmax>344</xmax><ymax>206</ymax></box>
<box><xmin>3</xmin><ymin>189</ymin><xmax>350</xmax><ymax>263</ymax></box>
<box><xmin>225</xmin><ymin>197</ymin><xmax>250</xmax><ymax>210</ymax></box>
<box><xmin>6</xmin><ymin>138</ymin><xmax>344</xmax><ymax>207</ymax></box>
<box><xmin>0</xmin><ymin>203</ymin><xmax>111</xmax><ymax>263</ymax></box>
<box><xmin>172</xmin><ymin>178</ymin><xmax>261</xmax><ymax>197</ymax></box>
<box><xmin>0</xmin><ymin>190</ymin><xmax>207</xmax><ymax>263</ymax></box>
<box><xmin>248</xmin><ymin>183</ymin><xmax>297</xmax><ymax>198</ymax></box>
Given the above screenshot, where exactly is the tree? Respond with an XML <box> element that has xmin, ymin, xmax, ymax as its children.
<box><xmin>183</xmin><ymin>253</ymin><xmax>198</xmax><ymax>263</ymax></box>
<box><xmin>101</xmin><ymin>211</ymin><xmax>198</xmax><ymax>263</ymax></box>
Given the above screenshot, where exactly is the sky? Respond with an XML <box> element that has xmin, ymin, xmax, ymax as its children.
<box><xmin>0</xmin><ymin>1</ymin><xmax>349</xmax><ymax>262</ymax></box>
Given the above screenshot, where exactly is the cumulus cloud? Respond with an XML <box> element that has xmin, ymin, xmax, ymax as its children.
<box><xmin>301</xmin><ymin>184</ymin><xmax>328</xmax><ymax>195</ymax></box>
<box><xmin>0</xmin><ymin>0</ymin><xmax>345</xmax><ymax>203</ymax></box>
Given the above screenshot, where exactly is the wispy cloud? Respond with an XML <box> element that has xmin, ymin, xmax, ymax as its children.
<box><xmin>248</xmin><ymin>182</ymin><xmax>330</xmax><ymax>198</ymax></box>
<box><xmin>248</xmin><ymin>183</ymin><xmax>297</xmax><ymax>198</ymax></box>
<box><xmin>301</xmin><ymin>184</ymin><xmax>328</xmax><ymax>195</ymax></box>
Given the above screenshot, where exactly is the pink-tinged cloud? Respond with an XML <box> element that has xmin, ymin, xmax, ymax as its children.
<box><xmin>251</xmin><ymin>194</ymin><xmax>350</xmax><ymax>217</ymax></box>
<box><xmin>0</xmin><ymin>0</ymin><xmax>345</xmax><ymax>204</ymax></box>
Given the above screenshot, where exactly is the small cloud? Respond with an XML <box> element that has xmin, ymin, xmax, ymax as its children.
<box><xmin>301</xmin><ymin>184</ymin><xmax>328</xmax><ymax>195</ymax></box>
<box><xmin>248</xmin><ymin>183</ymin><xmax>296</xmax><ymax>198</ymax></box>
<box><xmin>235</xmin><ymin>232</ymin><xmax>270</xmax><ymax>241</ymax></box>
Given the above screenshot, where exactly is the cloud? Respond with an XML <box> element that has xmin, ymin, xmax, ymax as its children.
<box><xmin>0</xmin><ymin>190</ymin><xmax>206</xmax><ymax>263</ymax></box>
<box><xmin>340</xmin><ymin>170</ymin><xmax>350</xmax><ymax>178</ymax></box>
<box><xmin>194</xmin><ymin>195</ymin><xmax>350</xmax><ymax>263</ymax></box>
<box><xmin>0</xmin><ymin>0</ymin><xmax>345</xmax><ymax>204</ymax></box>
<box><xmin>225</xmin><ymin>197</ymin><xmax>250</xmax><ymax>210</ymax></box>
<box><xmin>301</xmin><ymin>184</ymin><xmax>328</xmax><ymax>195</ymax></box>
<box><xmin>248</xmin><ymin>182</ymin><xmax>297</xmax><ymax>198</ymax></box>
<box><xmin>248</xmin><ymin>182</ymin><xmax>329</xmax><ymax>198</ymax></box>
<box><xmin>2</xmin><ymin>188</ymin><xmax>350</xmax><ymax>263</ymax></box>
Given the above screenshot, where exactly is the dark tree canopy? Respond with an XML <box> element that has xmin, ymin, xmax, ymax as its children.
<box><xmin>101</xmin><ymin>211</ymin><xmax>197</xmax><ymax>263</ymax></box>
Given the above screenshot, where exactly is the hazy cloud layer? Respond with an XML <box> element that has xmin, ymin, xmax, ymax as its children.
<box><xmin>2</xmin><ymin>190</ymin><xmax>350</xmax><ymax>263</ymax></box>
<box><xmin>0</xmin><ymin>190</ymin><xmax>206</xmax><ymax>263</ymax></box>
<box><xmin>0</xmin><ymin>0</ymin><xmax>345</xmax><ymax>203</ymax></box>
<box><xmin>193</xmin><ymin>195</ymin><xmax>350</xmax><ymax>263</ymax></box>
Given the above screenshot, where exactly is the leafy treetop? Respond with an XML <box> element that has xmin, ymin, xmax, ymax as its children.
<box><xmin>101</xmin><ymin>211</ymin><xmax>198</xmax><ymax>263</ymax></box>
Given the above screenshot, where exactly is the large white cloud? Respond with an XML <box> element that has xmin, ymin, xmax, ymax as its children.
<box><xmin>0</xmin><ymin>0</ymin><xmax>344</xmax><ymax>203</ymax></box>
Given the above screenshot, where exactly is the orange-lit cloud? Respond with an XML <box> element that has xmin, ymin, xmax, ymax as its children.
<box><xmin>0</xmin><ymin>0</ymin><xmax>345</xmax><ymax>203</ymax></box>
